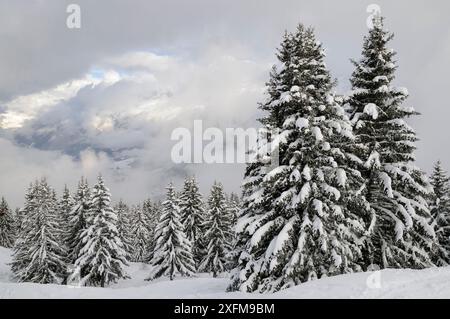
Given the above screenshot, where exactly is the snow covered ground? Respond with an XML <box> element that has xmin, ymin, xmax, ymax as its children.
<box><xmin>1</xmin><ymin>247</ymin><xmax>450</xmax><ymax>298</ymax></box>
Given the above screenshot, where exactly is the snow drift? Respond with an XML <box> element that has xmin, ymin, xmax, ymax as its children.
<box><xmin>1</xmin><ymin>247</ymin><xmax>449</xmax><ymax>298</ymax></box>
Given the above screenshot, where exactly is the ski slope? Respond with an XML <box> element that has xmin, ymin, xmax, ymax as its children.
<box><xmin>1</xmin><ymin>247</ymin><xmax>450</xmax><ymax>298</ymax></box>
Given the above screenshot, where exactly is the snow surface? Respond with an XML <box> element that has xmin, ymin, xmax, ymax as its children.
<box><xmin>2</xmin><ymin>247</ymin><xmax>450</xmax><ymax>298</ymax></box>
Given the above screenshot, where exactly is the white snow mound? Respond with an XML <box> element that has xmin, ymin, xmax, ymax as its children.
<box><xmin>1</xmin><ymin>247</ymin><xmax>450</xmax><ymax>298</ymax></box>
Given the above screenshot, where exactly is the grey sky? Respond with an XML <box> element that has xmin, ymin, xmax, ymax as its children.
<box><xmin>0</xmin><ymin>0</ymin><xmax>449</xmax><ymax>207</ymax></box>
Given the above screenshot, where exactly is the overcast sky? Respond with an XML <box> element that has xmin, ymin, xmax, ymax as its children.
<box><xmin>0</xmin><ymin>0</ymin><xmax>449</xmax><ymax>207</ymax></box>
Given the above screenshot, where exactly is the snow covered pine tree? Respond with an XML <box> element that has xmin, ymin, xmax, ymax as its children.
<box><xmin>147</xmin><ymin>183</ymin><xmax>195</xmax><ymax>281</ymax></box>
<box><xmin>142</xmin><ymin>198</ymin><xmax>159</xmax><ymax>261</ymax></box>
<box><xmin>59</xmin><ymin>185</ymin><xmax>73</xmax><ymax>231</ymax></box>
<box><xmin>347</xmin><ymin>15</ymin><xmax>435</xmax><ymax>269</ymax></box>
<box><xmin>11</xmin><ymin>179</ymin><xmax>67</xmax><ymax>284</ymax></box>
<box><xmin>59</xmin><ymin>185</ymin><xmax>73</xmax><ymax>263</ymax></box>
<box><xmin>129</xmin><ymin>203</ymin><xmax>152</xmax><ymax>262</ymax></box>
<box><xmin>227</xmin><ymin>192</ymin><xmax>241</xmax><ymax>228</ymax></box>
<box><xmin>71</xmin><ymin>175</ymin><xmax>128</xmax><ymax>287</ymax></box>
<box><xmin>0</xmin><ymin>197</ymin><xmax>15</xmax><ymax>248</ymax></box>
<box><xmin>229</xmin><ymin>25</ymin><xmax>367</xmax><ymax>293</ymax></box>
<box><xmin>225</xmin><ymin>192</ymin><xmax>241</xmax><ymax>270</ymax></box>
<box><xmin>115</xmin><ymin>200</ymin><xmax>134</xmax><ymax>259</ymax></box>
<box><xmin>200</xmin><ymin>182</ymin><xmax>233</xmax><ymax>277</ymax></box>
<box><xmin>429</xmin><ymin>161</ymin><xmax>450</xmax><ymax>265</ymax></box>
<box><xmin>67</xmin><ymin>177</ymin><xmax>91</xmax><ymax>265</ymax></box>
<box><xmin>180</xmin><ymin>176</ymin><xmax>206</xmax><ymax>266</ymax></box>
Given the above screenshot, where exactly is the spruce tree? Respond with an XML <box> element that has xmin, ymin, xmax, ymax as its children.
<box><xmin>200</xmin><ymin>182</ymin><xmax>232</xmax><ymax>277</ymax></box>
<box><xmin>142</xmin><ymin>198</ymin><xmax>159</xmax><ymax>261</ymax></box>
<box><xmin>70</xmin><ymin>175</ymin><xmax>128</xmax><ymax>287</ymax></box>
<box><xmin>0</xmin><ymin>197</ymin><xmax>15</xmax><ymax>248</ymax></box>
<box><xmin>11</xmin><ymin>179</ymin><xmax>67</xmax><ymax>284</ymax></box>
<box><xmin>227</xmin><ymin>192</ymin><xmax>241</xmax><ymax>228</ymax></box>
<box><xmin>129</xmin><ymin>204</ymin><xmax>152</xmax><ymax>262</ymax></box>
<box><xmin>348</xmin><ymin>15</ymin><xmax>435</xmax><ymax>269</ymax></box>
<box><xmin>225</xmin><ymin>192</ymin><xmax>241</xmax><ymax>270</ymax></box>
<box><xmin>147</xmin><ymin>183</ymin><xmax>195</xmax><ymax>280</ymax></box>
<box><xmin>67</xmin><ymin>177</ymin><xmax>91</xmax><ymax>264</ymax></box>
<box><xmin>179</xmin><ymin>176</ymin><xmax>206</xmax><ymax>266</ymax></box>
<box><xmin>59</xmin><ymin>185</ymin><xmax>73</xmax><ymax>236</ymax></box>
<box><xmin>229</xmin><ymin>25</ymin><xmax>367</xmax><ymax>293</ymax></box>
<box><xmin>13</xmin><ymin>207</ymin><xmax>23</xmax><ymax>242</ymax></box>
<box><xmin>58</xmin><ymin>185</ymin><xmax>73</xmax><ymax>261</ymax></box>
<box><xmin>429</xmin><ymin>161</ymin><xmax>450</xmax><ymax>265</ymax></box>
<box><xmin>115</xmin><ymin>200</ymin><xmax>133</xmax><ymax>259</ymax></box>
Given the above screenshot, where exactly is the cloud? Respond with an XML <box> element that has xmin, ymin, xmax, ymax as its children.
<box><xmin>0</xmin><ymin>0</ymin><xmax>450</xmax><ymax>206</ymax></box>
<box><xmin>0</xmin><ymin>49</ymin><xmax>268</xmax><ymax>206</ymax></box>
<box><xmin>0</xmin><ymin>70</ymin><xmax>121</xmax><ymax>129</ymax></box>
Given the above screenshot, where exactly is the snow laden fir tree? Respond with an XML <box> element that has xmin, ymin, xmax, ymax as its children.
<box><xmin>200</xmin><ymin>182</ymin><xmax>233</xmax><ymax>277</ymax></box>
<box><xmin>0</xmin><ymin>197</ymin><xmax>15</xmax><ymax>248</ymax></box>
<box><xmin>147</xmin><ymin>183</ymin><xmax>195</xmax><ymax>281</ymax></box>
<box><xmin>179</xmin><ymin>176</ymin><xmax>206</xmax><ymax>266</ymax></box>
<box><xmin>129</xmin><ymin>203</ymin><xmax>153</xmax><ymax>262</ymax></box>
<box><xmin>114</xmin><ymin>200</ymin><xmax>134</xmax><ymax>259</ymax></box>
<box><xmin>230</xmin><ymin>24</ymin><xmax>368</xmax><ymax>293</ymax></box>
<box><xmin>347</xmin><ymin>16</ymin><xmax>435</xmax><ymax>269</ymax></box>
<box><xmin>428</xmin><ymin>161</ymin><xmax>450</xmax><ymax>265</ymax></box>
<box><xmin>67</xmin><ymin>177</ymin><xmax>91</xmax><ymax>264</ymax></box>
<box><xmin>69</xmin><ymin>175</ymin><xmax>128</xmax><ymax>287</ymax></box>
<box><xmin>11</xmin><ymin>179</ymin><xmax>67</xmax><ymax>284</ymax></box>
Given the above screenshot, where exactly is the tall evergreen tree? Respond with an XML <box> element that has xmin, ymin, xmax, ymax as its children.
<box><xmin>225</xmin><ymin>192</ymin><xmax>241</xmax><ymax>270</ymax></box>
<box><xmin>11</xmin><ymin>179</ymin><xmax>67</xmax><ymax>284</ymax></box>
<box><xmin>59</xmin><ymin>185</ymin><xmax>73</xmax><ymax>235</ymax></box>
<box><xmin>147</xmin><ymin>183</ymin><xmax>195</xmax><ymax>280</ymax></box>
<box><xmin>129</xmin><ymin>204</ymin><xmax>152</xmax><ymax>262</ymax></box>
<box><xmin>115</xmin><ymin>200</ymin><xmax>133</xmax><ymax>259</ymax></box>
<box><xmin>0</xmin><ymin>197</ymin><xmax>15</xmax><ymax>248</ymax></box>
<box><xmin>13</xmin><ymin>207</ymin><xmax>24</xmax><ymax>242</ymax></box>
<box><xmin>227</xmin><ymin>192</ymin><xmax>241</xmax><ymax>228</ymax></box>
<box><xmin>429</xmin><ymin>161</ymin><xmax>450</xmax><ymax>265</ymax></box>
<box><xmin>179</xmin><ymin>176</ymin><xmax>206</xmax><ymax>266</ymax></box>
<box><xmin>58</xmin><ymin>185</ymin><xmax>73</xmax><ymax>260</ymax></box>
<box><xmin>70</xmin><ymin>175</ymin><xmax>128</xmax><ymax>287</ymax></box>
<box><xmin>348</xmin><ymin>15</ymin><xmax>435</xmax><ymax>269</ymax></box>
<box><xmin>67</xmin><ymin>177</ymin><xmax>91</xmax><ymax>264</ymax></box>
<box><xmin>229</xmin><ymin>25</ymin><xmax>367</xmax><ymax>293</ymax></box>
<box><xmin>200</xmin><ymin>182</ymin><xmax>232</xmax><ymax>277</ymax></box>
<box><xmin>142</xmin><ymin>198</ymin><xmax>159</xmax><ymax>261</ymax></box>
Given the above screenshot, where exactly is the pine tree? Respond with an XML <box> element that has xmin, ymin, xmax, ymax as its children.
<box><xmin>70</xmin><ymin>175</ymin><xmax>128</xmax><ymax>287</ymax></box>
<box><xmin>59</xmin><ymin>185</ymin><xmax>73</xmax><ymax>232</ymax></box>
<box><xmin>229</xmin><ymin>25</ymin><xmax>367</xmax><ymax>293</ymax></box>
<box><xmin>142</xmin><ymin>198</ymin><xmax>159</xmax><ymax>261</ymax></box>
<box><xmin>13</xmin><ymin>207</ymin><xmax>23</xmax><ymax>242</ymax></box>
<box><xmin>227</xmin><ymin>192</ymin><xmax>241</xmax><ymax>228</ymax></box>
<box><xmin>348</xmin><ymin>15</ymin><xmax>435</xmax><ymax>269</ymax></box>
<box><xmin>225</xmin><ymin>192</ymin><xmax>241</xmax><ymax>270</ymax></box>
<box><xmin>200</xmin><ymin>182</ymin><xmax>232</xmax><ymax>277</ymax></box>
<box><xmin>51</xmin><ymin>188</ymin><xmax>67</xmax><ymax>254</ymax></box>
<box><xmin>129</xmin><ymin>204</ymin><xmax>152</xmax><ymax>262</ymax></box>
<box><xmin>58</xmin><ymin>185</ymin><xmax>73</xmax><ymax>257</ymax></box>
<box><xmin>179</xmin><ymin>176</ymin><xmax>206</xmax><ymax>266</ymax></box>
<box><xmin>429</xmin><ymin>161</ymin><xmax>450</xmax><ymax>265</ymax></box>
<box><xmin>67</xmin><ymin>177</ymin><xmax>91</xmax><ymax>264</ymax></box>
<box><xmin>115</xmin><ymin>200</ymin><xmax>133</xmax><ymax>259</ymax></box>
<box><xmin>0</xmin><ymin>197</ymin><xmax>15</xmax><ymax>248</ymax></box>
<box><xmin>11</xmin><ymin>179</ymin><xmax>67</xmax><ymax>284</ymax></box>
<box><xmin>147</xmin><ymin>183</ymin><xmax>195</xmax><ymax>280</ymax></box>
